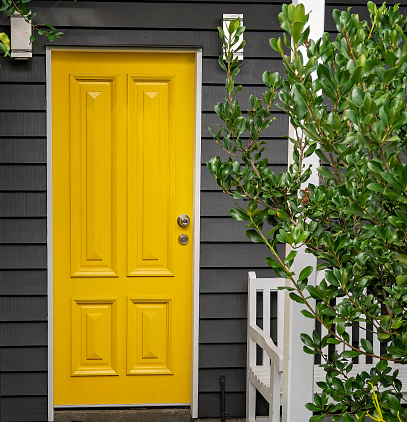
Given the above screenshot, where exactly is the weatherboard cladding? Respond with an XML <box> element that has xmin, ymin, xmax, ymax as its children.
<box><xmin>0</xmin><ymin>1</ymin><xmax>379</xmax><ymax>420</ymax></box>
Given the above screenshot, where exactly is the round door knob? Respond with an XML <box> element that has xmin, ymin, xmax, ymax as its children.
<box><xmin>178</xmin><ymin>234</ymin><xmax>189</xmax><ymax>245</ymax></box>
<box><xmin>177</xmin><ymin>214</ymin><xmax>190</xmax><ymax>227</ymax></box>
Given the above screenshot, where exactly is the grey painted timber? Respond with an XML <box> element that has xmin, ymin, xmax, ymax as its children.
<box><xmin>0</xmin><ymin>322</ymin><xmax>47</xmax><ymax>346</ymax></box>
<box><xmin>1</xmin><ymin>372</ymin><xmax>47</xmax><ymax>396</ymax></box>
<box><xmin>0</xmin><ymin>56</ymin><xmax>46</xmax><ymax>82</ymax></box>
<box><xmin>0</xmin><ymin>245</ymin><xmax>47</xmax><ymax>269</ymax></box>
<box><xmin>29</xmin><ymin>2</ymin><xmax>283</xmax><ymax>30</ymax></box>
<box><xmin>199</xmin><ymin>344</ymin><xmax>246</xmax><ymax>368</ymax></box>
<box><xmin>200</xmin><ymin>268</ymin><xmax>277</xmax><ymax>293</ymax></box>
<box><xmin>0</xmin><ymin>270</ymin><xmax>47</xmax><ymax>296</ymax></box>
<box><xmin>1</xmin><ymin>397</ymin><xmax>48</xmax><ymax>422</ymax></box>
<box><xmin>0</xmin><ymin>139</ymin><xmax>47</xmax><ymax>164</ymax></box>
<box><xmin>0</xmin><ymin>218</ymin><xmax>47</xmax><ymax>243</ymax></box>
<box><xmin>0</xmin><ymin>192</ymin><xmax>46</xmax><ymax>217</ymax></box>
<box><xmin>1</xmin><ymin>347</ymin><xmax>48</xmax><ymax>371</ymax></box>
<box><xmin>0</xmin><ymin>112</ymin><xmax>46</xmax><ymax>137</ymax></box>
<box><xmin>0</xmin><ymin>297</ymin><xmax>48</xmax><ymax>321</ymax></box>
<box><xmin>0</xmin><ymin>85</ymin><xmax>46</xmax><ymax>111</ymax></box>
<box><xmin>0</xmin><ymin>165</ymin><xmax>46</xmax><ymax>191</ymax></box>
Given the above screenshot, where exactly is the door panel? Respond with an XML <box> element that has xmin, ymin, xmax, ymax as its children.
<box><xmin>52</xmin><ymin>51</ymin><xmax>195</xmax><ymax>405</ymax></box>
<box><xmin>127</xmin><ymin>298</ymin><xmax>172</xmax><ymax>375</ymax></box>
<box><xmin>70</xmin><ymin>76</ymin><xmax>118</xmax><ymax>277</ymax></box>
<box><xmin>128</xmin><ymin>79</ymin><xmax>173</xmax><ymax>276</ymax></box>
<box><xmin>71</xmin><ymin>298</ymin><xmax>118</xmax><ymax>376</ymax></box>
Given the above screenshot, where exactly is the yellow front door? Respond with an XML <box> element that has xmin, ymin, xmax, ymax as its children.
<box><xmin>52</xmin><ymin>51</ymin><xmax>195</xmax><ymax>405</ymax></box>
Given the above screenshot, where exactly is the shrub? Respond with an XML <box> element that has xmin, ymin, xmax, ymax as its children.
<box><xmin>208</xmin><ymin>2</ymin><xmax>407</xmax><ymax>421</ymax></box>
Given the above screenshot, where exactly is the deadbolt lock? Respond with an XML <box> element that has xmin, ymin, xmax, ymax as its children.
<box><xmin>177</xmin><ymin>214</ymin><xmax>190</xmax><ymax>227</ymax></box>
<box><xmin>178</xmin><ymin>234</ymin><xmax>189</xmax><ymax>245</ymax></box>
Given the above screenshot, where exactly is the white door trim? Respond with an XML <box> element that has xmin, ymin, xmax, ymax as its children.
<box><xmin>46</xmin><ymin>47</ymin><xmax>202</xmax><ymax>421</ymax></box>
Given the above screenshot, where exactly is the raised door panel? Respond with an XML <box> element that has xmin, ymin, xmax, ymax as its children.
<box><xmin>70</xmin><ymin>76</ymin><xmax>118</xmax><ymax>277</ymax></box>
<box><xmin>71</xmin><ymin>299</ymin><xmax>118</xmax><ymax>376</ymax></box>
<box><xmin>127</xmin><ymin>78</ymin><xmax>175</xmax><ymax>276</ymax></box>
<box><xmin>127</xmin><ymin>298</ymin><xmax>173</xmax><ymax>375</ymax></box>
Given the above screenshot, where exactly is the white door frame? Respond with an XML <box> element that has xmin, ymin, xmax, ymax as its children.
<box><xmin>46</xmin><ymin>47</ymin><xmax>202</xmax><ymax>421</ymax></box>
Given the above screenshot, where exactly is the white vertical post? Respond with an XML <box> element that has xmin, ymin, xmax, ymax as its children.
<box><xmin>263</xmin><ymin>288</ymin><xmax>271</xmax><ymax>364</ymax></box>
<box><xmin>246</xmin><ymin>272</ymin><xmax>257</xmax><ymax>422</ymax></box>
<box><xmin>282</xmin><ymin>1</ymin><xmax>325</xmax><ymax>421</ymax></box>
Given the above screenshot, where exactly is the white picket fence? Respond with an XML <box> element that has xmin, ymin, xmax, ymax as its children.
<box><xmin>246</xmin><ymin>271</ymin><xmax>407</xmax><ymax>422</ymax></box>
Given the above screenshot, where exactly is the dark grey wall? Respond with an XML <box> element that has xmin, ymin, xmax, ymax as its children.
<box><xmin>0</xmin><ymin>1</ymin><xmax>287</xmax><ymax>420</ymax></box>
<box><xmin>0</xmin><ymin>17</ymin><xmax>48</xmax><ymax>418</ymax></box>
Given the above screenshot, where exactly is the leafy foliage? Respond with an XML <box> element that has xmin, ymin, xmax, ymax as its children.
<box><xmin>209</xmin><ymin>3</ymin><xmax>407</xmax><ymax>421</ymax></box>
<box><xmin>0</xmin><ymin>31</ymin><xmax>10</xmax><ymax>56</ymax></box>
<box><xmin>0</xmin><ymin>0</ymin><xmax>69</xmax><ymax>53</ymax></box>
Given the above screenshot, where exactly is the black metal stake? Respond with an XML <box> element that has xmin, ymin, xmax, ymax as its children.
<box><xmin>220</xmin><ymin>373</ymin><xmax>228</xmax><ymax>422</ymax></box>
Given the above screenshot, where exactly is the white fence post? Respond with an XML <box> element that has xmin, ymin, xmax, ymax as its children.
<box><xmin>282</xmin><ymin>1</ymin><xmax>325</xmax><ymax>421</ymax></box>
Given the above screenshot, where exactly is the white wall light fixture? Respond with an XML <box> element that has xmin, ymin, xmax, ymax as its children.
<box><xmin>222</xmin><ymin>14</ymin><xmax>244</xmax><ymax>61</ymax></box>
<box><xmin>10</xmin><ymin>11</ymin><xmax>32</xmax><ymax>59</ymax></box>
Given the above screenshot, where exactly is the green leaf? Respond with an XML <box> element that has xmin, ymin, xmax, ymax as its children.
<box><xmin>269</xmin><ymin>37</ymin><xmax>283</xmax><ymax>54</ymax></box>
<box><xmin>303</xmin><ymin>346</ymin><xmax>318</xmax><ymax>354</ymax></box>
<box><xmin>305</xmin><ymin>402</ymin><xmax>321</xmax><ymax>412</ymax></box>
<box><xmin>317</xmin><ymin>166</ymin><xmax>335</xmax><ymax>180</ymax></box>
<box><xmin>386</xmin><ymin>394</ymin><xmax>402</xmax><ymax>413</ymax></box>
<box><xmin>230</xmin><ymin>208</ymin><xmax>250</xmax><ymax>221</ymax></box>
<box><xmin>289</xmin><ymin>292</ymin><xmax>305</xmax><ymax>304</ymax></box>
<box><xmin>351</xmin><ymin>87</ymin><xmax>364</xmax><ymax>107</ymax></box>
<box><xmin>0</xmin><ymin>32</ymin><xmax>10</xmax><ymax>53</ymax></box>
<box><xmin>300</xmin><ymin>333</ymin><xmax>314</xmax><ymax>347</ymax></box>
<box><xmin>317</xmin><ymin>64</ymin><xmax>337</xmax><ymax>102</ymax></box>
<box><xmin>228</xmin><ymin>18</ymin><xmax>239</xmax><ymax>34</ymax></box>
<box><xmin>293</xmin><ymin>3</ymin><xmax>305</xmax><ymax>21</ymax></box>
<box><xmin>376</xmin><ymin>359</ymin><xmax>388</xmax><ymax>372</ymax></box>
<box><xmin>317</xmin><ymin>263</ymin><xmax>329</xmax><ymax>271</ymax></box>
<box><xmin>298</xmin><ymin>266</ymin><xmax>313</xmax><ymax>281</ymax></box>
<box><xmin>218</xmin><ymin>56</ymin><xmax>227</xmax><ymax>71</ymax></box>
<box><xmin>350</xmin><ymin>65</ymin><xmax>363</xmax><ymax>86</ymax></box>
<box><xmin>301</xmin><ymin>309</ymin><xmax>315</xmax><ymax>319</ymax></box>
<box><xmin>291</xmin><ymin>21</ymin><xmax>304</xmax><ymax>44</ymax></box>
<box><xmin>367</xmin><ymin>183</ymin><xmax>385</xmax><ymax>193</ymax></box>
<box><xmin>265</xmin><ymin>257</ymin><xmax>281</xmax><ymax>270</ymax></box>
<box><xmin>234</xmin><ymin>25</ymin><xmax>246</xmax><ymax>38</ymax></box>
<box><xmin>396</xmin><ymin>254</ymin><xmax>407</xmax><ymax>265</ymax></box>
<box><xmin>343</xmin><ymin>412</ymin><xmax>354</xmax><ymax>422</ymax></box>
<box><xmin>396</xmin><ymin>275</ymin><xmax>407</xmax><ymax>285</ymax></box>
<box><xmin>361</xmin><ymin>338</ymin><xmax>373</xmax><ymax>354</ymax></box>
<box><xmin>245</xmin><ymin>229</ymin><xmax>263</xmax><ymax>243</ymax></box>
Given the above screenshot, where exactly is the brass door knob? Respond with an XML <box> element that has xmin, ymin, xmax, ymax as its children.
<box><xmin>177</xmin><ymin>214</ymin><xmax>190</xmax><ymax>227</ymax></box>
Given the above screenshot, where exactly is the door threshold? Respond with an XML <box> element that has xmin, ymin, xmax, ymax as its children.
<box><xmin>54</xmin><ymin>407</ymin><xmax>192</xmax><ymax>422</ymax></box>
